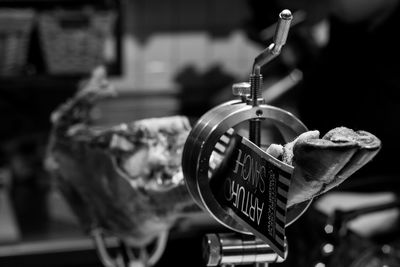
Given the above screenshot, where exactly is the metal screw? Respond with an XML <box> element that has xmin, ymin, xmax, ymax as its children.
<box><xmin>232</xmin><ymin>82</ymin><xmax>251</xmax><ymax>102</ymax></box>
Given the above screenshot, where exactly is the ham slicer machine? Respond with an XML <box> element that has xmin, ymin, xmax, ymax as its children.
<box><xmin>88</xmin><ymin>9</ymin><xmax>314</xmax><ymax>267</ymax></box>
<box><xmin>181</xmin><ymin>9</ymin><xmax>312</xmax><ymax>267</ymax></box>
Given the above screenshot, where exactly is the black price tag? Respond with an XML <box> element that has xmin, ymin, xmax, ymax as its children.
<box><xmin>210</xmin><ymin>131</ymin><xmax>293</xmax><ymax>258</ymax></box>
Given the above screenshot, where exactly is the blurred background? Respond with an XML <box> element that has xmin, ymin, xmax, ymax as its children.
<box><xmin>0</xmin><ymin>0</ymin><xmax>399</xmax><ymax>266</ymax></box>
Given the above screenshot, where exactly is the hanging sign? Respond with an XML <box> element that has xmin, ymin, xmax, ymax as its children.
<box><xmin>210</xmin><ymin>131</ymin><xmax>293</xmax><ymax>258</ymax></box>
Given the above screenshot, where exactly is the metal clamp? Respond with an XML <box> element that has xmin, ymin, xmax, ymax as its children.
<box><xmin>182</xmin><ymin>101</ymin><xmax>311</xmax><ymax>235</ymax></box>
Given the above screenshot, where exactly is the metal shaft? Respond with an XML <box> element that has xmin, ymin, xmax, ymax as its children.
<box><xmin>249</xmin><ymin>68</ymin><xmax>263</xmax><ymax>146</ymax></box>
<box><xmin>249</xmin><ymin>9</ymin><xmax>293</xmax><ymax>146</ymax></box>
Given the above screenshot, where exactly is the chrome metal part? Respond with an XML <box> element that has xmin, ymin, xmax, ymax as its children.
<box><xmin>252</xmin><ymin>9</ymin><xmax>293</xmax><ymax>74</ymax></box>
<box><xmin>182</xmin><ymin>102</ymin><xmax>311</xmax><ymax>234</ymax></box>
<box><xmin>249</xmin><ymin>72</ymin><xmax>263</xmax><ymax>107</ymax></box>
<box><xmin>248</xmin><ymin>9</ymin><xmax>293</xmax><ymax>147</ymax></box>
<box><xmin>183</xmin><ymin>102</ymin><xmax>242</xmax><ymax>208</ymax></box>
<box><xmin>203</xmin><ymin>233</ymin><xmax>286</xmax><ymax>266</ymax></box>
<box><xmin>232</xmin><ymin>82</ymin><xmax>251</xmax><ymax>101</ymax></box>
<box><xmin>272</xmin><ymin>9</ymin><xmax>293</xmax><ymax>54</ymax></box>
<box><xmin>249</xmin><ymin>71</ymin><xmax>264</xmax><ymax>146</ymax></box>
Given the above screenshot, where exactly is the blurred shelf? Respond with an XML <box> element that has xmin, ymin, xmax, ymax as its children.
<box><xmin>0</xmin><ymin>238</ymin><xmax>106</xmax><ymax>267</ymax></box>
<box><xmin>0</xmin><ymin>0</ymin><xmax>117</xmax><ymax>8</ymax></box>
<box><xmin>0</xmin><ymin>0</ymin><xmax>123</xmax><ymax>77</ymax></box>
<box><xmin>0</xmin><ymin>75</ymin><xmax>82</xmax><ymax>88</ymax></box>
<box><xmin>0</xmin><ymin>236</ymin><xmax>117</xmax><ymax>257</ymax></box>
<box><xmin>0</xmin><ymin>0</ymin><xmax>103</xmax><ymax>2</ymax></box>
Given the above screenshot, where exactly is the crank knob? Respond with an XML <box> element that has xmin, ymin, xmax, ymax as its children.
<box><xmin>232</xmin><ymin>82</ymin><xmax>251</xmax><ymax>98</ymax></box>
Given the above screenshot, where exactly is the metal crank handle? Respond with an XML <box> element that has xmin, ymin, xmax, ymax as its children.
<box><xmin>252</xmin><ymin>9</ymin><xmax>293</xmax><ymax>74</ymax></box>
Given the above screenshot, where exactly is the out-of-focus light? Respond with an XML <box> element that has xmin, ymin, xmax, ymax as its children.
<box><xmin>322</xmin><ymin>243</ymin><xmax>334</xmax><ymax>255</ymax></box>
<box><xmin>381</xmin><ymin>244</ymin><xmax>392</xmax><ymax>254</ymax></box>
<box><xmin>324</xmin><ymin>224</ymin><xmax>333</xmax><ymax>234</ymax></box>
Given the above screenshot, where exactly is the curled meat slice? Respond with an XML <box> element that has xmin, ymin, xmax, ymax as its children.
<box><xmin>267</xmin><ymin>127</ymin><xmax>381</xmax><ymax>207</ymax></box>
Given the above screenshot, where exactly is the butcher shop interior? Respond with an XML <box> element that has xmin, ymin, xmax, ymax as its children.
<box><xmin>0</xmin><ymin>0</ymin><xmax>399</xmax><ymax>266</ymax></box>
